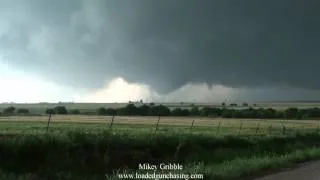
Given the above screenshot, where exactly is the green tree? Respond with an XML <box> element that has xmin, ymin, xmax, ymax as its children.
<box><xmin>307</xmin><ymin>108</ymin><xmax>320</xmax><ymax>118</ymax></box>
<box><xmin>148</xmin><ymin>106</ymin><xmax>158</xmax><ymax>116</ymax></box>
<box><xmin>54</xmin><ymin>106</ymin><xmax>68</xmax><ymax>114</ymax></box>
<box><xmin>190</xmin><ymin>107</ymin><xmax>200</xmax><ymax>116</ymax></box>
<box><xmin>97</xmin><ymin>107</ymin><xmax>107</xmax><ymax>115</ymax></box>
<box><xmin>241</xmin><ymin>108</ymin><xmax>258</xmax><ymax>118</ymax></box>
<box><xmin>106</xmin><ymin>108</ymin><xmax>116</xmax><ymax>115</ymax></box>
<box><xmin>230</xmin><ymin>103</ymin><xmax>237</xmax><ymax>107</ymax></box>
<box><xmin>45</xmin><ymin>108</ymin><xmax>55</xmax><ymax>114</ymax></box>
<box><xmin>264</xmin><ymin>108</ymin><xmax>276</xmax><ymax>118</ymax></box>
<box><xmin>200</xmin><ymin>107</ymin><xmax>210</xmax><ymax>116</ymax></box>
<box><xmin>275</xmin><ymin>111</ymin><xmax>284</xmax><ymax>119</ymax></box>
<box><xmin>284</xmin><ymin>107</ymin><xmax>299</xmax><ymax>119</ymax></box>
<box><xmin>297</xmin><ymin>109</ymin><xmax>308</xmax><ymax>119</ymax></box>
<box><xmin>211</xmin><ymin>108</ymin><xmax>223</xmax><ymax>117</ymax></box>
<box><xmin>199</xmin><ymin>107</ymin><xmax>221</xmax><ymax>117</ymax></box>
<box><xmin>146</xmin><ymin>105</ymin><xmax>170</xmax><ymax>116</ymax></box>
<box><xmin>3</xmin><ymin>106</ymin><xmax>15</xmax><ymax>115</ymax></box>
<box><xmin>124</xmin><ymin>104</ymin><xmax>138</xmax><ymax>115</ymax></box>
<box><xmin>17</xmin><ymin>108</ymin><xmax>30</xmax><ymax>114</ymax></box>
<box><xmin>137</xmin><ymin>105</ymin><xmax>150</xmax><ymax>116</ymax></box>
<box><xmin>255</xmin><ymin>108</ymin><xmax>277</xmax><ymax>119</ymax></box>
<box><xmin>172</xmin><ymin>108</ymin><xmax>183</xmax><ymax>116</ymax></box>
<box><xmin>181</xmin><ymin>109</ymin><xmax>190</xmax><ymax>116</ymax></box>
<box><xmin>242</xmin><ymin>102</ymin><xmax>249</xmax><ymax>107</ymax></box>
<box><xmin>116</xmin><ymin>104</ymin><xmax>139</xmax><ymax>115</ymax></box>
<box><xmin>69</xmin><ymin>109</ymin><xmax>80</xmax><ymax>115</ymax></box>
<box><xmin>221</xmin><ymin>108</ymin><xmax>233</xmax><ymax>118</ymax></box>
<box><xmin>231</xmin><ymin>110</ymin><xmax>242</xmax><ymax>118</ymax></box>
<box><xmin>156</xmin><ymin>105</ymin><xmax>171</xmax><ymax>116</ymax></box>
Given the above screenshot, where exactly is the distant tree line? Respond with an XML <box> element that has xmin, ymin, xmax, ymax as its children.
<box><xmin>45</xmin><ymin>106</ymin><xmax>79</xmax><ymax>115</ymax></box>
<box><xmin>0</xmin><ymin>106</ymin><xmax>30</xmax><ymax>116</ymax></box>
<box><xmin>94</xmin><ymin>104</ymin><xmax>320</xmax><ymax>120</ymax></box>
<box><xmin>2</xmin><ymin>104</ymin><xmax>320</xmax><ymax>120</ymax></box>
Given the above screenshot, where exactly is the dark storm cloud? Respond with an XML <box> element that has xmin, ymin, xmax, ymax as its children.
<box><xmin>1</xmin><ymin>0</ymin><xmax>320</xmax><ymax>93</ymax></box>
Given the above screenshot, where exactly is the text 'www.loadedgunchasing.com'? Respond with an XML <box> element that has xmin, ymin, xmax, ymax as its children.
<box><xmin>116</xmin><ymin>172</ymin><xmax>204</xmax><ymax>179</ymax></box>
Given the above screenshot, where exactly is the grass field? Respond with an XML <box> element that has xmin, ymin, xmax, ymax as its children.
<box><xmin>1</xmin><ymin>107</ymin><xmax>320</xmax><ymax>180</ymax></box>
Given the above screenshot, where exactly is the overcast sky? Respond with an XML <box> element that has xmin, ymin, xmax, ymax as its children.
<box><xmin>0</xmin><ymin>0</ymin><xmax>320</xmax><ymax>103</ymax></box>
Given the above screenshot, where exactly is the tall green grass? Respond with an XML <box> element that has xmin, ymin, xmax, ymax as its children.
<box><xmin>1</xmin><ymin>132</ymin><xmax>320</xmax><ymax>180</ymax></box>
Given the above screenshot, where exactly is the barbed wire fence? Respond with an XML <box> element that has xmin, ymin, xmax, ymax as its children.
<box><xmin>41</xmin><ymin>114</ymin><xmax>320</xmax><ymax>136</ymax></box>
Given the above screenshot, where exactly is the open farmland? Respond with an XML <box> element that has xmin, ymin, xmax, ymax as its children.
<box><xmin>0</xmin><ymin>115</ymin><xmax>319</xmax><ymax>136</ymax></box>
<box><xmin>1</xmin><ymin>105</ymin><xmax>320</xmax><ymax>180</ymax></box>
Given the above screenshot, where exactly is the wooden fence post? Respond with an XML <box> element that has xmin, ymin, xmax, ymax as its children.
<box><xmin>282</xmin><ymin>124</ymin><xmax>286</xmax><ymax>135</ymax></box>
<box><xmin>46</xmin><ymin>113</ymin><xmax>52</xmax><ymax>132</ymax></box>
<box><xmin>268</xmin><ymin>124</ymin><xmax>272</xmax><ymax>135</ymax></box>
<box><xmin>190</xmin><ymin>119</ymin><xmax>195</xmax><ymax>132</ymax></box>
<box><xmin>238</xmin><ymin>121</ymin><xmax>243</xmax><ymax>135</ymax></box>
<box><xmin>154</xmin><ymin>115</ymin><xmax>161</xmax><ymax>134</ymax></box>
<box><xmin>216</xmin><ymin>121</ymin><xmax>221</xmax><ymax>135</ymax></box>
<box><xmin>109</xmin><ymin>114</ymin><xmax>115</xmax><ymax>129</ymax></box>
<box><xmin>255</xmin><ymin>122</ymin><xmax>260</xmax><ymax>135</ymax></box>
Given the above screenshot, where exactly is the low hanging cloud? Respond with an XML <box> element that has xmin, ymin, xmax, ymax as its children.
<box><xmin>76</xmin><ymin>77</ymin><xmax>320</xmax><ymax>103</ymax></box>
<box><xmin>75</xmin><ymin>77</ymin><xmax>158</xmax><ymax>103</ymax></box>
<box><xmin>76</xmin><ymin>77</ymin><xmax>236</xmax><ymax>103</ymax></box>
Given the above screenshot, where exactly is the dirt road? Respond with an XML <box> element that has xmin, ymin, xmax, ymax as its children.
<box><xmin>255</xmin><ymin>161</ymin><xmax>320</xmax><ymax>180</ymax></box>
